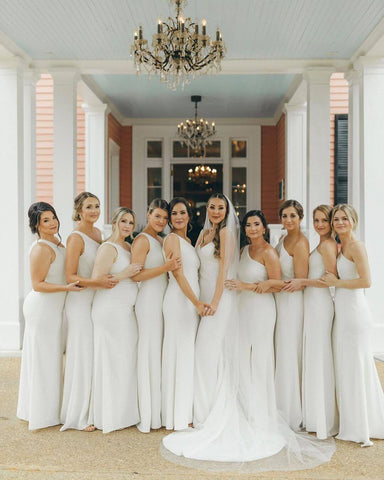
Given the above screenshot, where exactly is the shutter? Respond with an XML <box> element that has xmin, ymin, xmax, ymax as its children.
<box><xmin>334</xmin><ymin>114</ymin><xmax>348</xmax><ymax>205</ymax></box>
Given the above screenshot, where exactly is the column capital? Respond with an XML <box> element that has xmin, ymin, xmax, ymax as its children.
<box><xmin>0</xmin><ymin>56</ymin><xmax>27</xmax><ymax>76</ymax></box>
<box><xmin>283</xmin><ymin>103</ymin><xmax>307</xmax><ymax>115</ymax></box>
<box><xmin>82</xmin><ymin>103</ymin><xmax>108</xmax><ymax>115</ymax></box>
<box><xmin>303</xmin><ymin>67</ymin><xmax>334</xmax><ymax>85</ymax></box>
<box><xmin>353</xmin><ymin>56</ymin><xmax>384</xmax><ymax>75</ymax></box>
<box><xmin>23</xmin><ymin>69</ymin><xmax>40</xmax><ymax>87</ymax></box>
<box><xmin>49</xmin><ymin>67</ymin><xmax>80</xmax><ymax>85</ymax></box>
<box><xmin>345</xmin><ymin>69</ymin><xmax>362</xmax><ymax>86</ymax></box>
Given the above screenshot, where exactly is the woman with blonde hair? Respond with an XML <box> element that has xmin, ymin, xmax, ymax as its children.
<box><xmin>90</xmin><ymin>207</ymin><xmax>142</xmax><ymax>433</ymax></box>
<box><xmin>321</xmin><ymin>204</ymin><xmax>384</xmax><ymax>446</ymax></box>
<box><xmin>284</xmin><ymin>205</ymin><xmax>338</xmax><ymax>439</ymax></box>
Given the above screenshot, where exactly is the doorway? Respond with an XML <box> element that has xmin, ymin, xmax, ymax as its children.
<box><xmin>172</xmin><ymin>163</ymin><xmax>223</xmax><ymax>245</ymax></box>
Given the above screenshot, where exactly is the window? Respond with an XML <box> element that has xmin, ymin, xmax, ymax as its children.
<box><xmin>172</xmin><ymin>141</ymin><xmax>189</xmax><ymax>158</ymax></box>
<box><xmin>147</xmin><ymin>140</ymin><xmax>162</xmax><ymax>158</ymax></box>
<box><xmin>147</xmin><ymin>167</ymin><xmax>162</xmax><ymax>205</ymax></box>
<box><xmin>232</xmin><ymin>167</ymin><xmax>247</xmax><ymax>220</ymax></box>
<box><xmin>334</xmin><ymin>114</ymin><xmax>348</xmax><ymax>205</ymax></box>
<box><xmin>231</xmin><ymin>140</ymin><xmax>247</xmax><ymax>158</ymax></box>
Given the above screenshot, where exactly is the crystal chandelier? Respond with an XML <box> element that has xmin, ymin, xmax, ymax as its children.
<box><xmin>188</xmin><ymin>164</ymin><xmax>217</xmax><ymax>186</ymax></box>
<box><xmin>177</xmin><ymin>95</ymin><xmax>216</xmax><ymax>155</ymax></box>
<box><xmin>131</xmin><ymin>0</ymin><xmax>226</xmax><ymax>90</ymax></box>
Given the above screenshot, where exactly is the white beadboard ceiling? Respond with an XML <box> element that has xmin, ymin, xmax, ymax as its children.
<box><xmin>1</xmin><ymin>0</ymin><xmax>384</xmax><ymax>118</ymax></box>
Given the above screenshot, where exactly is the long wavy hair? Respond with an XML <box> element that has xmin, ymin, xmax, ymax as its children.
<box><xmin>206</xmin><ymin>193</ymin><xmax>229</xmax><ymax>258</ymax></box>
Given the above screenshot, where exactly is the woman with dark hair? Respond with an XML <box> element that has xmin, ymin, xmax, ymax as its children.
<box><xmin>284</xmin><ymin>205</ymin><xmax>338</xmax><ymax>439</ymax></box>
<box><xmin>131</xmin><ymin>198</ymin><xmax>181</xmax><ymax>433</ymax></box>
<box><xmin>225</xmin><ymin>210</ymin><xmax>283</xmax><ymax>420</ymax></box>
<box><xmin>17</xmin><ymin>202</ymin><xmax>81</xmax><ymax>430</ymax></box>
<box><xmin>61</xmin><ymin>192</ymin><xmax>117</xmax><ymax>432</ymax></box>
<box><xmin>275</xmin><ymin>199</ymin><xmax>309</xmax><ymax>431</ymax></box>
<box><xmin>162</xmin><ymin>198</ymin><xmax>210</xmax><ymax>431</ymax></box>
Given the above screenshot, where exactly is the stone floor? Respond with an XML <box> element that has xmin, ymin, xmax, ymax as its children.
<box><xmin>1</xmin><ymin>356</ymin><xmax>384</xmax><ymax>480</ymax></box>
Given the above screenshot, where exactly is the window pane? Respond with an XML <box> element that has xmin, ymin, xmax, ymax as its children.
<box><xmin>148</xmin><ymin>187</ymin><xmax>162</xmax><ymax>205</ymax></box>
<box><xmin>231</xmin><ymin>140</ymin><xmax>247</xmax><ymax>158</ymax></box>
<box><xmin>232</xmin><ymin>167</ymin><xmax>246</xmax><ymax>219</ymax></box>
<box><xmin>205</xmin><ymin>141</ymin><xmax>221</xmax><ymax>158</ymax></box>
<box><xmin>147</xmin><ymin>167</ymin><xmax>162</xmax><ymax>187</ymax></box>
<box><xmin>147</xmin><ymin>140</ymin><xmax>162</xmax><ymax>158</ymax></box>
<box><xmin>173</xmin><ymin>141</ymin><xmax>189</xmax><ymax>158</ymax></box>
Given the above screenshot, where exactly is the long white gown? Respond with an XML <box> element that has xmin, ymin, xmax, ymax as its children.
<box><xmin>60</xmin><ymin>231</ymin><xmax>99</xmax><ymax>431</ymax></box>
<box><xmin>162</xmin><ymin>234</ymin><xmax>200</xmax><ymax>430</ymax></box>
<box><xmin>91</xmin><ymin>242</ymin><xmax>139</xmax><ymax>433</ymax></box>
<box><xmin>237</xmin><ymin>245</ymin><xmax>277</xmax><ymax>422</ymax></box>
<box><xmin>333</xmin><ymin>253</ymin><xmax>384</xmax><ymax>445</ymax></box>
<box><xmin>17</xmin><ymin>239</ymin><xmax>66</xmax><ymax>430</ymax></box>
<box><xmin>302</xmin><ymin>249</ymin><xmax>338</xmax><ymax>439</ymax></box>
<box><xmin>275</xmin><ymin>238</ymin><xmax>303</xmax><ymax>431</ymax></box>
<box><xmin>135</xmin><ymin>232</ymin><xmax>168</xmax><ymax>433</ymax></box>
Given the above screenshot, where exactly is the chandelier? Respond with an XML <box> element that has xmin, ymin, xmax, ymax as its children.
<box><xmin>177</xmin><ymin>95</ymin><xmax>216</xmax><ymax>155</ymax></box>
<box><xmin>188</xmin><ymin>164</ymin><xmax>217</xmax><ymax>186</ymax></box>
<box><xmin>131</xmin><ymin>0</ymin><xmax>226</xmax><ymax>90</ymax></box>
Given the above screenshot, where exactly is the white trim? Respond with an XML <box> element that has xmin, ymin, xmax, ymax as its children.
<box><xmin>123</xmin><ymin>117</ymin><xmax>276</xmax><ymax>126</ymax></box>
<box><xmin>350</xmin><ymin>16</ymin><xmax>384</xmax><ymax>62</ymax></box>
<box><xmin>0</xmin><ymin>30</ymin><xmax>31</xmax><ymax>63</ymax></box>
<box><xmin>108</xmin><ymin>138</ymin><xmax>120</xmax><ymax>221</ymax></box>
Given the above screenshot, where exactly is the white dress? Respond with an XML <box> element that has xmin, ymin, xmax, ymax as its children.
<box><xmin>237</xmin><ymin>246</ymin><xmax>277</xmax><ymax>422</ymax></box>
<box><xmin>275</xmin><ymin>238</ymin><xmax>304</xmax><ymax>431</ymax></box>
<box><xmin>91</xmin><ymin>242</ymin><xmax>139</xmax><ymax>433</ymax></box>
<box><xmin>17</xmin><ymin>239</ymin><xmax>66</xmax><ymax>430</ymax></box>
<box><xmin>333</xmin><ymin>253</ymin><xmax>384</xmax><ymax>445</ymax></box>
<box><xmin>135</xmin><ymin>232</ymin><xmax>168</xmax><ymax>432</ymax></box>
<box><xmin>302</xmin><ymin>249</ymin><xmax>338</xmax><ymax>439</ymax></box>
<box><xmin>60</xmin><ymin>231</ymin><xmax>99</xmax><ymax>431</ymax></box>
<box><xmin>162</xmin><ymin>234</ymin><xmax>200</xmax><ymax>430</ymax></box>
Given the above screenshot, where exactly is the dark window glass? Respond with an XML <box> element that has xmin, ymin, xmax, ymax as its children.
<box><xmin>147</xmin><ymin>140</ymin><xmax>162</xmax><ymax>158</ymax></box>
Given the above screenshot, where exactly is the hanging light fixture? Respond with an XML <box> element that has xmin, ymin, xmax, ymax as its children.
<box><xmin>131</xmin><ymin>0</ymin><xmax>226</xmax><ymax>90</ymax></box>
<box><xmin>177</xmin><ymin>95</ymin><xmax>216</xmax><ymax>155</ymax></box>
<box><xmin>188</xmin><ymin>164</ymin><xmax>217</xmax><ymax>186</ymax></box>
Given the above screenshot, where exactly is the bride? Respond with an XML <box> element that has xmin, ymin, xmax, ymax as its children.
<box><xmin>162</xmin><ymin>193</ymin><xmax>335</xmax><ymax>472</ymax></box>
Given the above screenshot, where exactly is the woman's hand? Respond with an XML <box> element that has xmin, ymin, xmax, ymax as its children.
<box><xmin>254</xmin><ymin>281</ymin><xmax>269</xmax><ymax>293</ymax></box>
<box><xmin>97</xmin><ymin>274</ymin><xmax>119</xmax><ymax>289</ymax></box>
<box><xmin>282</xmin><ymin>278</ymin><xmax>304</xmax><ymax>292</ymax></box>
<box><xmin>65</xmin><ymin>281</ymin><xmax>84</xmax><ymax>292</ymax></box>
<box><xmin>224</xmin><ymin>279</ymin><xmax>242</xmax><ymax>291</ymax></box>
<box><xmin>204</xmin><ymin>303</ymin><xmax>217</xmax><ymax>316</ymax></box>
<box><xmin>195</xmin><ymin>301</ymin><xmax>212</xmax><ymax>316</ymax></box>
<box><xmin>165</xmin><ymin>252</ymin><xmax>182</xmax><ymax>272</ymax></box>
<box><xmin>320</xmin><ymin>272</ymin><xmax>338</xmax><ymax>287</ymax></box>
<box><xmin>125</xmin><ymin>263</ymin><xmax>143</xmax><ymax>278</ymax></box>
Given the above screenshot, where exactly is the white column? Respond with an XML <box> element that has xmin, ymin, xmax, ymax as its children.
<box><xmin>354</xmin><ymin>57</ymin><xmax>384</xmax><ymax>342</ymax></box>
<box><xmin>284</xmin><ymin>103</ymin><xmax>307</xmax><ymax>217</ymax></box>
<box><xmin>51</xmin><ymin>69</ymin><xmax>79</xmax><ymax>241</ymax></box>
<box><xmin>0</xmin><ymin>60</ymin><xmax>24</xmax><ymax>351</ymax></box>
<box><xmin>83</xmin><ymin>103</ymin><xmax>107</xmax><ymax>227</ymax></box>
<box><xmin>23</xmin><ymin>70</ymin><xmax>39</xmax><ymax>297</ymax></box>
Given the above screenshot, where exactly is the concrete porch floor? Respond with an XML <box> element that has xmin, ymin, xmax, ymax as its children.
<box><xmin>1</xmin><ymin>357</ymin><xmax>384</xmax><ymax>480</ymax></box>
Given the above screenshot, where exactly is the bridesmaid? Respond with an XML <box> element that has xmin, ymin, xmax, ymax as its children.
<box><xmin>321</xmin><ymin>204</ymin><xmax>384</xmax><ymax>446</ymax></box>
<box><xmin>91</xmin><ymin>207</ymin><xmax>142</xmax><ymax>433</ymax></box>
<box><xmin>131</xmin><ymin>198</ymin><xmax>181</xmax><ymax>433</ymax></box>
<box><xmin>284</xmin><ymin>205</ymin><xmax>338</xmax><ymax>439</ymax></box>
<box><xmin>225</xmin><ymin>210</ymin><xmax>282</xmax><ymax>423</ymax></box>
<box><xmin>17</xmin><ymin>202</ymin><xmax>81</xmax><ymax>429</ymax></box>
<box><xmin>162</xmin><ymin>198</ymin><xmax>209</xmax><ymax>431</ymax></box>
<box><xmin>61</xmin><ymin>192</ymin><xmax>118</xmax><ymax>432</ymax></box>
<box><xmin>275</xmin><ymin>199</ymin><xmax>309</xmax><ymax>431</ymax></box>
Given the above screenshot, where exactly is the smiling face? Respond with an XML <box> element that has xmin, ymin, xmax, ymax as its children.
<box><xmin>313</xmin><ymin>209</ymin><xmax>331</xmax><ymax>237</ymax></box>
<box><xmin>245</xmin><ymin>215</ymin><xmax>264</xmax><ymax>241</ymax></box>
<box><xmin>207</xmin><ymin>197</ymin><xmax>227</xmax><ymax>225</ymax></box>
<box><xmin>118</xmin><ymin>213</ymin><xmax>135</xmax><ymax>238</ymax></box>
<box><xmin>147</xmin><ymin>207</ymin><xmax>168</xmax><ymax>233</ymax></box>
<box><xmin>38</xmin><ymin>210</ymin><xmax>59</xmax><ymax>236</ymax></box>
<box><xmin>170</xmin><ymin>202</ymin><xmax>190</xmax><ymax>231</ymax></box>
<box><xmin>281</xmin><ymin>206</ymin><xmax>301</xmax><ymax>232</ymax></box>
<box><xmin>332</xmin><ymin>209</ymin><xmax>352</xmax><ymax>235</ymax></box>
<box><xmin>80</xmin><ymin>196</ymin><xmax>100</xmax><ymax>224</ymax></box>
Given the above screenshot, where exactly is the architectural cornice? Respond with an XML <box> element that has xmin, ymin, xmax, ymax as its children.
<box><xmin>122</xmin><ymin>117</ymin><xmax>276</xmax><ymax>127</ymax></box>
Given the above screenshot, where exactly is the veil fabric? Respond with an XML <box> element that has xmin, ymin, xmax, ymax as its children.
<box><xmin>162</xmin><ymin>196</ymin><xmax>335</xmax><ymax>472</ymax></box>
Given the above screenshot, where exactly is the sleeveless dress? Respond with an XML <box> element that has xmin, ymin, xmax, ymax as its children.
<box><xmin>302</xmin><ymin>249</ymin><xmax>338</xmax><ymax>439</ymax></box>
<box><xmin>162</xmin><ymin>234</ymin><xmax>200</xmax><ymax>431</ymax></box>
<box><xmin>60</xmin><ymin>231</ymin><xmax>99</xmax><ymax>431</ymax></box>
<box><xmin>237</xmin><ymin>245</ymin><xmax>277</xmax><ymax>421</ymax></box>
<box><xmin>135</xmin><ymin>232</ymin><xmax>168</xmax><ymax>433</ymax></box>
<box><xmin>275</xmin><ymin>238</ymin><xmax>304</xmax><ymax>431</ymax></box>
<box><xmin>333</xmin><ymin>253</ymin><xmax>384</xmax><ymax>445</ymax></box>
<box><xmin>17</xmin><ymin>239</ymin><xmax>66</xmax><ymax>430</ymax></box>
<box><xmin>91</xmin><ymin>242</ymin><xmax>139</xmax><ymax>433</ymax></box>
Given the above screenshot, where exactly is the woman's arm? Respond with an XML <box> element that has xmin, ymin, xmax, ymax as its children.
<box><xmin>130</xmin><ymin>235</ymin><xmax>181</xmax><ymax>282</ymax></box>
<box><xmin>281</xmin><ymin>236</ymin><xmax>309</xmax><ymax>292</ymax></box>
<box><xmin>31</xmin><ymin>244</ymin><xmax>81</xmax><ymax>293</ymax></box>
<box><xmin>66</xmin><ymin>233</ymin><xmax>118</xmax><ymax>289</ymax></box>
<box><xmin>207</xmin><ymin>228</ymin><xmax>230</xmax><ymax>315</ymax></box>
<box><xmin>164</xmin><ymin>235</ymin><xmax>210</xmax><ymax>316</ymax></box>
<box><xmin>256</xmin><ymin>247</ymin><xmax>284</xmax><ymax>293</ymax></box>
<box><xmin>321</xmin><ymin>241</ymin><xmax>371</xmax><ymax>289</ymax></box>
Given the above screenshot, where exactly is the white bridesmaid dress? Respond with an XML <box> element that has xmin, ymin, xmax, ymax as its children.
<box><xmin>275</xmin><ymin>238</ymin><xmax>303</xmax><ymax>431</ymax></box>
<box><xmin>60</xmin><ymin>231</ymin><xmax>99</xmax><ymax>431</ymax></box>
<box><xmin>302</xmin><ymin>249</ymin><xmax>338</xmax><ymax>439</ymax></box>
<box><xmin>91</xmin><ymin>242</ymin><xmax>139</xmax><ymax>433</ymax></box>
<box><xmin>162</xmin><ymin>233</ymin><xmax>200</xmax><ymax>431</ymax></box>
<box><xmin>333</xmin><ymin>253</ymin><xmax>384</xmax><ymax>445</ymax></box>
<box><xmin>135</xmin><ymin>232</ymin><xmax>168</xmax><ymax>433</ymax></box>
<box><xmin>237</xmin><ymin>245</ymin><xmax>277</xmax><ymax>422</ymax></box>
<box><xmin>17</xmin><ymin>239</ymin><xmax>66</xmax><ymax>430</ymax></box>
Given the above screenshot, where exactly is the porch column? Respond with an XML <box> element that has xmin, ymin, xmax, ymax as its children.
<box><xmin>284</xmin><ymin>103</ymin><xmax>307</xmax><ymax>225</ymax></box>
<box><xmin>83</xmin><ymin>103</ymin><xmax>108</xmax><ymax>228</ymax></box>
<box><xmin>354</xmin><ymin>57</ymin><xmax>384</xmax><ymax>340</ymax></box>
<box><xmin>23</xmin><ymin>70</ymin><xmax>39</xmax><ymax>297</ymax></box>
<box><xmin>50</xmin><ymin>69</ymin><xmax>79</xmax><ymax>241</ymax></box>
<box><xmin>0</xmin><ymin>60</ymin><xmax>24</xmax><ymax>350</ymax></box>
